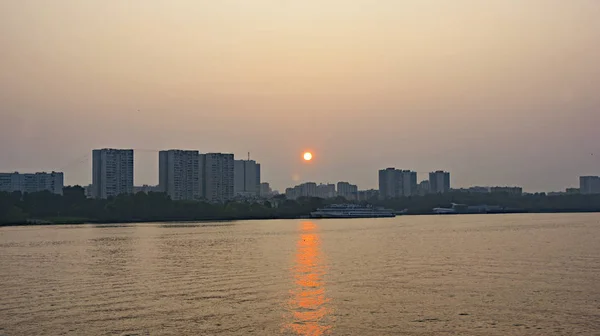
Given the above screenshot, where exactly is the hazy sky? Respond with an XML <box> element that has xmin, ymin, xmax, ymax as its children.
<box><xmin>1</xmin><ymin>1</ymin><xmax>599</xmax><ymax>192</ymax></box>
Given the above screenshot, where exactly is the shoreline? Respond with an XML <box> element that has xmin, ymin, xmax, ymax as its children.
<box><xmin>2</xmin><ymin>210</ymin><xmax>599</xmax><ymax>227</ymax></box>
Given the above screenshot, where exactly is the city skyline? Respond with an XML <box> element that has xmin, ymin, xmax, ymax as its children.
<box><xmin>0</xmin><ymin>146</ymin><xmax>594</xmax><ymax>193</ymax></box>
<box><xmin>1</xmin><ymin>1</ymin><xmax>600</xmax><ymax>192</ymax></box>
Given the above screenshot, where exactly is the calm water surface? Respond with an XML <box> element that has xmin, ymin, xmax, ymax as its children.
<box><xmin>1</xmin><ymin>214</ymin><xmax>600</xmax><ymax>335</ymax></box>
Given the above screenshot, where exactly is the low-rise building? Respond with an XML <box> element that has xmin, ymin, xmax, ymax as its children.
<box><xmin>0</xmin><ymin>172</ymin><xmax>64</xmax><ymax>195</ymax></box>
<box><xmin>490</xmin><ymin>186</ymin><xmax>523</xmax><ymax>195</ymax></box>
<box><xmin>286</xmin><ymin>182</ymin><xmax>336</xmax><ymax>200</ymax></box>
<box><xmin>134</xmin><ymin>185</ymin><xmax>161</xmax><ymax>194</ymax></box>
<box><xmin>356</xmin><ymin>189</ymin><xmax>379</xmax><ymax>201</ymax></box>
<box><xmin>260</xmin><ymin>182</ymin><xmax>273</xmax><ymax>198</ymax></box>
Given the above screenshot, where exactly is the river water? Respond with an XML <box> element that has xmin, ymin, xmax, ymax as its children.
<box><xmin>1</xmin><ymin>214</ymin><xmax>599</xmax><ymax>335</ymax></box>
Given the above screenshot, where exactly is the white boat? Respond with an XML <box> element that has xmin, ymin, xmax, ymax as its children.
<box><xmin>310</xmin><ymin>204</ymin><xmax>396</xmax><ymax>219</ymax></box>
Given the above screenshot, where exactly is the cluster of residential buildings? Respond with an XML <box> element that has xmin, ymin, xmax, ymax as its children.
<box><xmin>379</xmin><ymin>169</ymin><xmax>450</xmax><ymax>198</ymax></box>
<box><xmin>1</xmin><ymin>150</ymin><xmax>599</xmax><ymax>200</ymax></box>
<box><xmin>284</xmin><ymin>169</ymin><xmax>452</xmax><ymax>201</ymax></box>
<box><xmin>90</xmin><ymin>148</ymin><xmax>261</xmax><ymax>202</ymax></box>
<box><xmin>285</xmin><ymin>181</ymin><xmax>377</xmax><ymax>201</ymax></box>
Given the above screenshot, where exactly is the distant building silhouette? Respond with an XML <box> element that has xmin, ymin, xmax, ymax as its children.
<box><xmin>429</xmin><ymin>171</ymin><xmax>450</xmax><ymax>194</ymax></box>
<box><xmin>202</xmin><ymin>153</ymin><xmax>234</xmax><ymax>202</ymax></box>
<box><xmin>260</xmin><ymin>182</ymin><xmax>273</xmax><ymax>198</ymax></box>
<box><xmin>417</xmin><ymin>180</ymin><xmax>430</xmax><ymax>196</ymax></box>
<box><xmin>234</xmin><ymin>159</ymin><xmax>261</xmax><ymax>197</ymax></box>
<box><xmin>92</xmin><ymin>149</ymin><xmax>134</xmax><ymax>199</ymax></box>
<box><xmin>490</xmin><ymin>186</ymin><xmax>523</xmax><ymax>195</ymax></box>
<box><xmin>580</xmin><ymin>176</ymin><xmax>600</xmax><ymax>194</ymax></box>
<box><xmin>400</xmin><ymin>170</ymin><xmax>417</xmax><ymax>197</ymax></box>
<box><xmin>286</xmin><ymin>182</ymin><xmax>331</xmax><ymax>199</ymax></box>
<box><xmin>317</xmin><ymin>184</ymin><xmax>336</xmax><ymax>199</ymax></box>
<box><xmin>134</xmin><ymin>185</ymin><xmax>160</xmax><ymax>194</ymax></box>
<box><xmin>159</xmin><ymin>150</ymin><xmax>201</xmax><ymax>200</ymax></box>
<box><xmin>356</xmin><ymin>189</ymin><xmax>379</xmax><ymax>201</ymax></box>
<box><xmin>337</xmin><ymin>182</ymin><xmax>358</xmax><ymax>200</ymax></box>
<box><xmin>0</xmin><ymin>172</ymin><xmax>64</xmax><ymax>195</ymax></box>
<box><xmin>379</xmin><ymin>168</ymin><xmax>418</xmax><ymax>199</ymax></box>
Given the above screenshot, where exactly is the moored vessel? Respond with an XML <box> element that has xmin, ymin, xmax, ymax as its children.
<box><xmin>310</xmin><ymin>204</ymin><xmax>396</xmax><ymax>219</ymax></box>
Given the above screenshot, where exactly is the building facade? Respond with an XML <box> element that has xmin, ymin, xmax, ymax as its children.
<box><xmin>429</xmin><ymin>171</ymin><xmax>450</xmax><ymax>194</ymax></box>
<box><xmin>234</xmin><ymin>160</ymin><xmax>261</xmax><ymax>197</ymax></box>
<box><xmin>417</xmin><ymin>180</ymin><xmax>430</xmax><ymax>196</ymax></box>
<box><xmin>285</xmin><ymin>182</ymin><xmax>319</xmax><ymax>200</ymax></box>
<box><xmin>580</xmin><ymin>176</ymin><xmax>600</xmax><ymax>194</ymax></box>
<box><xmin>0</xmin><ymin>172</ymin><xmax>64</xmax><ymax>195</ymax></box>
<box><xmin>379</xmin><ymin>168</ymin><xmax>402</xmax><ymax>199</ymax></box>
<box><xmin>379</xmin><ymin>168</ymin><xmax>418</xmax><ymax>199</ymax></box>
<box><xmin>260</xmin><ymin>182</ymin><xmax>273</xmax><ymax>198</ymax></box>
<box><xmin>356</xmin><ymin>189</ymin><xmax>379</xmax><ymax>201</ymax></box>
<box><xmin>159</xmin><ymin>150</ymin><xmax>201</xmax><ymax>200</ymax></box>
<box><xmin>202</xmin><ymin>153</ymin><xmax>234</xmax><ymax>202</ymax></box>
<box><xmin>92</xmin><ymin>149</ymin><xmax>134</xmax><ymax>199</ymax></box>
<box><xmin>337</xmin><ymin>182</ymin><xmax>358</xmax><ymax>200</ymax></box>
<box><xmin>316</xmin><ymin>184</ymin><xmax>336</xmax><ymax>199</ymax></box>
<box><xmin>400</xmin><ymin>170</ymin><xmax>417</xmax><ymax>197</ymax></box>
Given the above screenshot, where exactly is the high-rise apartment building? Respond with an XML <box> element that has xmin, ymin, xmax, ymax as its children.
<box><xmin>159</xmin><ymin>150</ymin><xmax>200</xmax><ymax>200</ymax></box>
<box><xmin>337</xmin><ymin>182</ymin><xmax>358</xmax><ymax>200</ymax></box>
<box><xmin>234</xmin><ymin>160</ymin><xmax>261</xmax><ymax>197</ymax></box>
<box><xmin>400</xmin><ymin>170</ymin><xmax>417</xmax><ymax>197</ymax></box>
<box><xmin>92</xmin><ymin>149</ymin><xmax>134</xmax><ymax>199</ymax></box>
<box><xmin>429</xmin><ymin>171</ymin><xmax>450</xmax><ymax>194</ymax></box>
<box><xmin>379</xmin><ymin>168</ymin><xmax>418</xmax><ymax>199</ymax></box>
<box><xmin>202</xmin><ymin>153</ymin><xmax>234</xmax><ymax>202</ymax></box>
<box><xmin>580</xmin><ymin>176</ymin><xmax>600</xmax><ymax>194</ymax></box>
<box><xmin>0</xmin><ymin>172</ymin><xmax>64</xmax><ymax>195</ymax></box>
<box><xmin>379</xmin><ymin>168</ymin><xmax>401</xmax><ymax>199</ymax></box>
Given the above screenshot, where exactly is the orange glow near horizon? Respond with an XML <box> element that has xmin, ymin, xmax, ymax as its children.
<box><xmin>285</xmin><ymin>221</ymin><xmax>331</xmax><ymax>335</ymax></box>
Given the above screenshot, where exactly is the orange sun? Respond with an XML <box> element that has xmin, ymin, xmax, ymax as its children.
<box><xmin>303</xmin><ymin>152</ymin><xmax>313</xmax><ymax>161</ymax></box>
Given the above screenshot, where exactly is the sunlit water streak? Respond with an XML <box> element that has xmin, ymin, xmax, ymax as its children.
<box><xmin>284</xmin><ymin>221</ymin><xmax>332</xmax><ymax>335</ymax></box>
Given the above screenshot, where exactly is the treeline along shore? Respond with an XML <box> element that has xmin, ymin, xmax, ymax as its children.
<box><xmin>1</xmin><ymin>186</ymin><xmax>600</xmax><ymax>225</ymax></box>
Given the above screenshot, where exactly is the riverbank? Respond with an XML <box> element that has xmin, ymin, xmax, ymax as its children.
<box><xmin>2</xmin><ymin>209</ymin><xmax>599</xmax><ymax>227</ymax></box>
<box><xmin>3</xmin><ymin>189</ymin><xmax>600</xmax><ymax>226</ymax></box>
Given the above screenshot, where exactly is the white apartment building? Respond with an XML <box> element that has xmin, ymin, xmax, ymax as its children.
<box><xmin>92</xmin><ymin>149</ymin><xmax>134</xmax><ymax>199</ymax></box>
<box><xmin>0</xmin><ymin>172</ymin><xmax>64</xmax><ymax>195</ymax></box>
<box><xmin>234</xmin><ymin>159</ymin><xmax>261</xmax><ymax>197</ymax></box>
<box><xmin>202</xmin><ymin>153</ymin><xmax>234</xmax><ymax>202</ymax></box>
<box><xmin>159</xmin><ymin>150</ymin><xmax>201</xmax><ymax>200</ymax></box>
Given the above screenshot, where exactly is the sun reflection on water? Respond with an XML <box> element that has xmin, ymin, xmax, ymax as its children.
<box><xmin>285</xmin><ymin>221</ymin><xmax>332</xmax><ymax>336</ymax></box>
